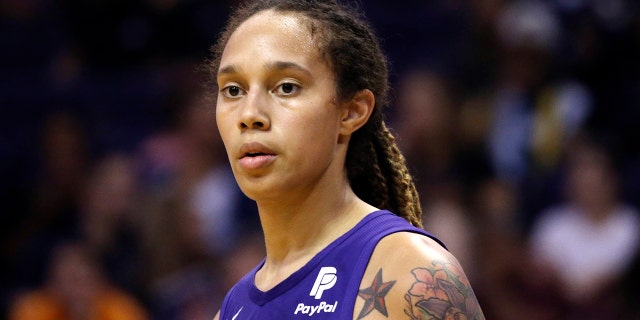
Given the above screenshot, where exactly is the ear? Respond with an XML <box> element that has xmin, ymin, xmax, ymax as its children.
<box><xmin>339</xmin><ymin>89</ymin><xmax>375</xmax><ymax>136</ymax></box>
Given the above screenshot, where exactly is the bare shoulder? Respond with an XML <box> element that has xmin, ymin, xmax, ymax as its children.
<box><xmin>353</xmin><ymin>232</ymin><xmax>485</xmax><ymax>320</ymax></box>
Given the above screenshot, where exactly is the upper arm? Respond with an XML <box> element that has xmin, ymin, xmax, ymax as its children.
<box><xmin>353</xmin><ymin>232</ymin><xmax>485</xmax><ymax>320</ymax></box>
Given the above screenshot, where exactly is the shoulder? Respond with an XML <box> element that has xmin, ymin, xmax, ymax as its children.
<box><xmin>354</xmin><ymin>231</ymin><xmax>484</xmax><ymax>320</ymax></box>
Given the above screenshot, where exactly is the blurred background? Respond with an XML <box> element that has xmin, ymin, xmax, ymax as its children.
<box><xmin>1</xmin><ymin>0</ymin><xmax>639</xmax><ymax>319</ymax></box>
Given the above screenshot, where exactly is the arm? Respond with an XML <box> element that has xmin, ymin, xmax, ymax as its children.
<box><xmin>353</xmin><ymin>232</ymin><xmax>485</xmax><ymax>320</ymax></box>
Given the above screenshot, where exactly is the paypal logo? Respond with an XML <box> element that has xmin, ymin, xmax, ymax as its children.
<box><xmin>309</xmin><ymin>266</ymin><xmax>337</xmax><ymax>299</ymax></box>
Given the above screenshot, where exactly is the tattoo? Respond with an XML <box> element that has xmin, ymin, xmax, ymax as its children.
<box><xmin>404</xmin><ymin>259</ymin><xmax>484</xmax><ymax>320</ymax></box>
<box><xmin>357</xmin><ymin>268</ymin><xmax>396</xmax><ymax>319</ymax></box>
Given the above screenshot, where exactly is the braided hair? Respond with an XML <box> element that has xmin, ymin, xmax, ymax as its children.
<box><xmin>207</xmin><ymin>0</ymin><xmax>423</xmax><ymax>227</ymax></box>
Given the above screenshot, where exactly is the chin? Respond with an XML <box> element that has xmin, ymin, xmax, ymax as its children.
<box><xmin>236</xmin><ymin>176</ymin><xmax>283</xmax><ymax>202</ymax></box>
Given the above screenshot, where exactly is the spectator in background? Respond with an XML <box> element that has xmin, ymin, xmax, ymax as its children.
<box><xmin>5</xmin><ymin>112</ymin><xmax>90</xmax><ymax>293</ymax></box>
<box><xmin>9</xmin><ymin>242</ymin><xmax>148</xmax><ymax>320</ymax></box>
<box><xmin>529</xmin><ymin>137</ymin><xmax>640</xmax><ymax>318</ymax></box>
<box><xmin>490</xmin><ymin>0</ymin><xmax>591</xmax><ymax>179</ymax></box>
<box><xmin>78</xmin><ymin>153</ymin><xmax>145</xmax><ymax>298</ymax></box>
<box><xmin>461</xmin><ymin>0</ymin><xmax>593</xmax><ymax>226</ymax></box>
<box><xmin>474</xmin><ymin>178</ymin><xmax>563</xmax><ymax>320</ymax></box>
<box><xmin>393</xmin><ymin>68</ymin><xmax>461</xmax><ymax>192</ymax></box>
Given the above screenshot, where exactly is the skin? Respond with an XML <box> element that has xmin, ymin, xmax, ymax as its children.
<box><xmin>357</xmin><ymin>233</ymin><xmax>484</xmax><ymax>319</ymax></box>
<box><xmin>213</xmin><ymin>9</ymin><xmax>484</xmax><ymax>320</ymax></box>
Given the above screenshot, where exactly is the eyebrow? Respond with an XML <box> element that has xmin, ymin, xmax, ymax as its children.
<box><xmin>217</xmin><ymin>61</ymin><xmax>312</xmax><ymax>78</ymax></box>
<box><xmin>217</xmin><ymin>64</ymin><xmax>240</xmax><ymax>77</ymax></box>
<box><xmin>266</xmin><ymin>61</ymin><xmax>312</xmax><ymax>77</ymax></box>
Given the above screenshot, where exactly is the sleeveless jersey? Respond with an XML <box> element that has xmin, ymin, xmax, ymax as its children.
<box><xmin>217</xmin><ymin>210</ymin><xmax>446</xmax><ymax>319</ymax></box>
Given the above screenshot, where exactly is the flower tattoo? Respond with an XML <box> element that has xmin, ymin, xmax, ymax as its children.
<box><xmin>404</xmin><ymin>260</ymin><xmax>484</xmax><ymax>320</ymax></box>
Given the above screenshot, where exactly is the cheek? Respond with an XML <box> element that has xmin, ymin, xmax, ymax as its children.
<box><xmin>286</xmin><ymin>109</ymin><xmax>340</xmax><ymax>156</ymax></box>
<box><xmin>215</xmin><ymin>105</ymin><xmax>230</xmax><ymax>135</ymax></box>
<box><xmin>215</xmin><ymin>109</ymin><xmax>235</xmax><ymax>154</ymax></box>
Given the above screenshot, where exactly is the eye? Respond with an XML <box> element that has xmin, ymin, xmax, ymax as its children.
<box><xmin>221</xmin><ymin>85</ymin><xmax>245</xmax><ymax>98</ymax></box>
<box><xmin>274</xmin><ymin>82</ymin><xmax>300</xmax><ymax>96</ymax></box>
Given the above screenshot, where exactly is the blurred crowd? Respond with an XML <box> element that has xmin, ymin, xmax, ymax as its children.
<box><xmin>1</xmin><ymin>0</ymin><xmax>639</xmax><ymax>319</ymax></box>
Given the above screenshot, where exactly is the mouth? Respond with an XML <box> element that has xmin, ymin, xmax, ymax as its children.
<box><xmin>242</xmin><ymin>151</ymin><xmax>270</xmax><ymax>158</ymax></box>
<box><xmin>239</xmin><ymin>142</ymin><xmax>276</xmax><ymax>158</ymax></box>
<box><xmin>238</xmin><ymin>142</ymin><xmax>276</xmax><ymax>169</ymax></box>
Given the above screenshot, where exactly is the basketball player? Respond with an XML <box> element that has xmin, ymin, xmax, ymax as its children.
<box><xmin>208</xmin><ymin>0</ymin><xmax>484</xmax><ymax>319</ymax></box>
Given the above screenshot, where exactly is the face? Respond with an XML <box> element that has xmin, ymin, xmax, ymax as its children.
<box><xmin>216</xmin><ymin>10</ymin><xmax>347</xmax><ymax>202</ymax></box>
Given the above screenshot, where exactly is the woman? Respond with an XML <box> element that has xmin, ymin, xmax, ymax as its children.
<box><xmin>208</xmin><ymin>0</ymin><xmax>484</xmax><ymax>319</ymax></box>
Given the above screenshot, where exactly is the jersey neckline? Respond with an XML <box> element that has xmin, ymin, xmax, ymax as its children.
<box><xmin>248</xmin><ymin>209</ymin><xmax>391</xmax><ymax>306</ymax></box>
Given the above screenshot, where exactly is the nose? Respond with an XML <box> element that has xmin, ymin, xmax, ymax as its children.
<box><xmin>238</xmin><ymin>90</ymin><xmax>270</xmax><ymax>131</ymax></box>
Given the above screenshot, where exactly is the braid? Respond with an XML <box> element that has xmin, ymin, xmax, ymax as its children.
<box><xmin>347</xmin><ymin>118</ymin><xmax>423</xmax><ymax>228</ymax></box>
<box><xmin>363</xmin><ymin>138</ymin><xmax>390</xmax><ymax>209</ymax></box>
<box><xmin>376</xmin><ymin>123</ymin><xmax>423</xmax><ymax>228</ymax></box>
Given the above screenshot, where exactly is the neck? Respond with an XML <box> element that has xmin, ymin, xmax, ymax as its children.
<box><xmin>254</xmin><ymin>184</ymin><xmax>376</xmax><ymax>290</ymax></box>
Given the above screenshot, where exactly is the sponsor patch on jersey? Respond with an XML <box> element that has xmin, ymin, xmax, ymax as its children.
<box><xmin>292</xmin><ymin>266</ymin><xmax>339</xmax><ymax>316</ymax></box>
<box><xmin>310</xmin><ymin>266</ymin><xmax>337</xmax><ymax>299</ymax></box>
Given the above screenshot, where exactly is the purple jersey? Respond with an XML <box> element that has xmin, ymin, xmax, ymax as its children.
<box><xmin>218</xmin><ymin>210</ymin><xmax>445</xmax><ymax>319</ymax></box>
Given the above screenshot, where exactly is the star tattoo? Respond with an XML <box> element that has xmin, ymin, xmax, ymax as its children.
<box><xmin>357</xmin><ymin>268</ymin><xmax>396</xmax><ymax>319</ymax></box>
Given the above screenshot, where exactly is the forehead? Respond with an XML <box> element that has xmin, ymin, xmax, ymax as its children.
<box><xmin>220</xmin><ymin>10</ymin><xmax>323</xmax><ymax>68</ymax></box>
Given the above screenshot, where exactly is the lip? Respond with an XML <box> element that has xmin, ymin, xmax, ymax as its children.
<box><xmin>238</xmin><ymin>142</ymin><xmax>277</xmax><ymax>170</ymax></box>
